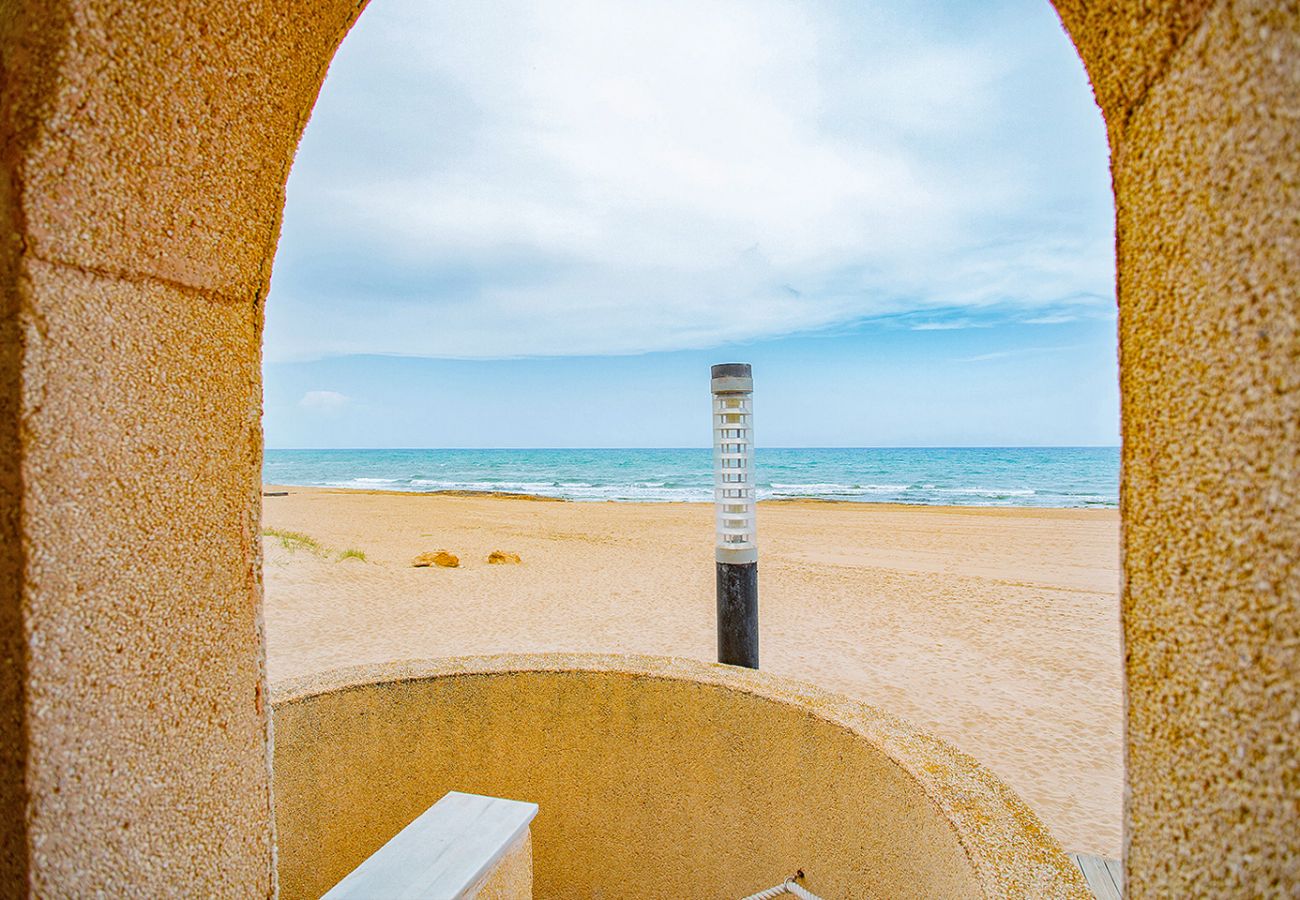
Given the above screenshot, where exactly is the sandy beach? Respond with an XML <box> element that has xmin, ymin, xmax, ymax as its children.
<box><xmin>262</xmin><ymin>486</ymin><xmax>1121</xmax><ymax>857</ymax></box>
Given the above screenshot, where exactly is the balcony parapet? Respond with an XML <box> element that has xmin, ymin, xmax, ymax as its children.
<box><xmin>271</xmin><ymin>653</ymin><xmax>1089</xmax><ymax>899</ymax></box>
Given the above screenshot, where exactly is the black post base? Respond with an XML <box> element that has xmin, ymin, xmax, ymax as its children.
<box><xmin>716</xmin><ymin>561</ymin><xmax>759</xmax><ymax>668</ymax></box>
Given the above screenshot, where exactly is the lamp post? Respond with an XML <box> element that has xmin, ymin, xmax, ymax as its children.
<box><xmin>711</xmin><ymin>363</ymin><xmax>758</xmax><ymax>668</ymax></box>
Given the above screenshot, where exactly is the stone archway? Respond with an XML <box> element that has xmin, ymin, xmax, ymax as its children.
<box><xmin>0</xmin><ymin>1</ymin><xmax>1295</xmax><ymax>895</ymax></box>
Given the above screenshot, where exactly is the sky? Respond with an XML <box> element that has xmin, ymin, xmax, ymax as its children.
<box><xmin>264</xmin><ymin>0</ymin><xmax>1118</xmax><ymax>449</ymax></box>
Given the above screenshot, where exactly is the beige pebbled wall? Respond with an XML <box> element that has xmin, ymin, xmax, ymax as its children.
<box><xmin>270</xmin><ymin>655</ymin><xmax>1089</xmax><ymax>900</ymax></box>
<box><xmin>0</xmin><ymin>0</ymin><xmax>370</xmax><ymax>893</ymax></box>
<box><xmin>14</xmin><ymin>261</ymin><xmax>273</xmax><ymax>894</ymax></box>
<box><xmin>1109</xmin><ymin>2</ymin><xmax>1300</xmax><ymax>894</ymax></box>
<box><xmin>1057</xmin><ymin>0</ymin><xmax>1300</xmax><ymax>894</ymax></box>
<box><xmin>0</xmin><ymin>0</ymin><xmax>1296</xmax><ymax>895</ymax></box>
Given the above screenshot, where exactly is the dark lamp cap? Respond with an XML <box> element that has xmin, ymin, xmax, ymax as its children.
<box><xmin>710</xmin><ymin>363</ymin><xmax>752</xmax><ymax>379</ymax></box>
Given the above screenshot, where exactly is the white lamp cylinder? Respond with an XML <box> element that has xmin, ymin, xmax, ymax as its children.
<box><xmin>711</xmin><ymin>366</ymin><xmax>757</xmax><ymax>563</ymax></box>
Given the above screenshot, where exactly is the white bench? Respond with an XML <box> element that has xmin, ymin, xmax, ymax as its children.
<box><xmin>323</xmin><ymin>791</ymin><xmax>539</xmax><ymax>899</ymax></box>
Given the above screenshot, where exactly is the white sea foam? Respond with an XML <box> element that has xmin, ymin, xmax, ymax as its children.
<box><xmin>560</xmin><ymin>485</ymin><xmax>712</xmax><ymax>502</ymax></box>
<box><xmin>323</xmin><ymin>478</ymin><xmax>400</xmax><ymax>488</ymax></box>
<box><xmin>409</xmin><ymin>479</ymin><xmax>557</xmax><ymax>491</ymax></box>
<box><xmin>769</xmin><ymin>482</ymin><xmax>909</xmax><ymax>495</ymax></box>
<box><xmin>932</xmin><ymin>487</ymin><xmax>1036</xmax><ymax>497</ymax></box>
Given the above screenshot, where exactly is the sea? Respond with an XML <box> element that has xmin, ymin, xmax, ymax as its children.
<box><xmin>264</xmin><ymin>447</ymin><xmax>1118</xmax><ymax>508</ymax></box>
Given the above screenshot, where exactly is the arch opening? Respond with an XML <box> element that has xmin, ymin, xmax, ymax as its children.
<box><xmin>260</xmin><ymin>0</ymin><xmax>1124</xmax><ymax>872</ymax></box>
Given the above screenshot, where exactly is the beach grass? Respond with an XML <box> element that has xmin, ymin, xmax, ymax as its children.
<box><xmin>263</xmin><ymin>527</ymin><xmax>326</xmax><ymax>555</ymax></box>
<box><xmin>263</xmin><ymin>528</ymin><xmax>368</xmax><ymax>563</ymax></box>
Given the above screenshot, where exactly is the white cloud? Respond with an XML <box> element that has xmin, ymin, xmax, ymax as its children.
<box><xmin>956</xmin><ymin>344</ymin><xmax>1082</xmax><ymax>363</ymax></box>
<box><xmin>910</xmin><ymin>320</ymin><xmax>991</xmax><ymax>331</ymax></box>
<box><xmin>957</xmin><ymin>350</ymin><xmax>1017</xmax><ymax>363</ymax></box>
<box><xmin>266</xmin><ymin>0</ymin><xmax>1113</xmax><ymax>361</ymax></box>
<box><xmin>298</xmin><ymin>390</ymin><xmax>351</xmax><ymax>413</ymax></box>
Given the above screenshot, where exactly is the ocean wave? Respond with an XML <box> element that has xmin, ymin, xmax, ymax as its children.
<box><xmin>768</xmin><ymin>482</ymin><xmax>910</xmax><ymax>495</ymax></box>
<box><xmin>930</xmin><ymin>487</ymin><xmax>1036</xmax><ymax>497</ymax></box>
<box><xmin>561</xmin><ymin>485</ymin><xmax>713</xmax><ymax>502</ymax></box>
<box><xmin>409</xmin><ymin>479</ymin><xmax>558</xmax><ymax>491</ymax></box>
<box><xmin>399</xmin><ymin>480</ymin><xmax>715</xmax><ymax>502</ymax></box>
<box><xmin>322</xmin><ymin>478</ymin><xmax>400</xmax><ymax>488</ymax></box>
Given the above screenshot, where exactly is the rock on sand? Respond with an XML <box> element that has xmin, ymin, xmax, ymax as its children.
<box><xmin>412</xmin><ymin>550</ymin><xmax>459</xmax><ymax>568</ymax></box>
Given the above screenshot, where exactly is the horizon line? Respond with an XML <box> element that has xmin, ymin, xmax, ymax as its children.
<box><xmin>265</xmin><ymin>444</ymin><xmax>1122</xmax><ymax>451</ymax></box>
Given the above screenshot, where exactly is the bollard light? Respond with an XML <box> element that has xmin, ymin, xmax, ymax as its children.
<box><xmin>711</xmin><ymin>363</ymin><xmax>758</xmax><ymax>668</ymax></box>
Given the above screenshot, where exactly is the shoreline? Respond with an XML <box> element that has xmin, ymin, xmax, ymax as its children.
<box><xmin>262</xmin><ymin>483</ymin><xmax>1118</xmax><ymax>513</ymax></box>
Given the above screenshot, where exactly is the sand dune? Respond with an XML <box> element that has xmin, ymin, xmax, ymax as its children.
<box><xmin>261</xmin><ymin>486</ymin><xmax>1121</xmax><ymax>856</ymax></box>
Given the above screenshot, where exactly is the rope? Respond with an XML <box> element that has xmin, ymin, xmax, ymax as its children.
<box><xmin>740</xmin><ymin>875</ymin><xmax>824</xmax><ymax>900</ymax></box>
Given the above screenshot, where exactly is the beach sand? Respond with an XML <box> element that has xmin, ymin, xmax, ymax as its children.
<box><xmin>261</xmin><ymin>486</ymin><xmax>1121</xmax><ymax>856</ymax></box>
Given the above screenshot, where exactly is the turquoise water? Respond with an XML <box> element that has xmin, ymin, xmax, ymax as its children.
<box><xmin>264</xmin><ymin>447</ymin><xmax>1118</xmax><ymax>508</ymax></box>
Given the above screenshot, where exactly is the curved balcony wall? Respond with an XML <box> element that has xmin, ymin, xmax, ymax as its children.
<box><xmin>271</xmin><ymin>654</ymin><xmax>1088</xmax><ymax>899</ymax></box>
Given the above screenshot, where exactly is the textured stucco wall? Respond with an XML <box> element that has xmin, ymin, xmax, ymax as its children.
<box><xmin>0</xmin><ymin>2</ymin><xmax>52</xmax><ymax>886</ymax></box>
<box><xmin>1050</xmin><ymin>0</ymin><xmax>1216</xmax><ymax>149</ymax></box>
<box><xmin>1056</xmin><ymin>0</ymin><xmax>1300</xmax><ymax>894</ymax></box>
<box><xmin>271</xmin><ymin>655</ymin><xmax>1087</xmax><ymax>900</ymax></box>
<box><xmin>16</xmin><ymin>261</ymin><xmax>274</xmax><ymax>894</ymax></box>
<box><xmin>0</xmin><ymin>0</ymin><xmax>368</xmax><ymax>892</ymax></box>
<box><xmin>470</xmin><ymin>831</ymin><xmax>533</xmax><ymax>900</ymax></box>
<box><xmin>1108</xmin><ymin>2</ymin><xmax>1299</xmax><ymax>894</ymax></box>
